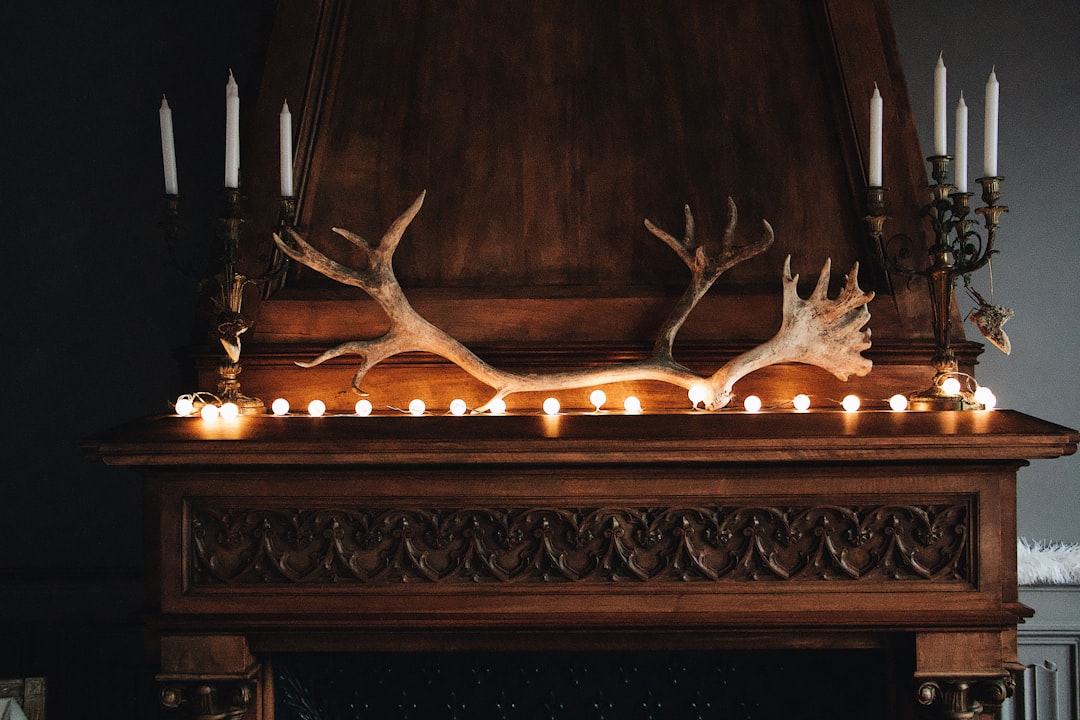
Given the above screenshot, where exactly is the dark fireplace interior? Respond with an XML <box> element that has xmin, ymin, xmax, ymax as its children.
<box><xmin>273</xmin><ymin>648</ymin><xmax>909</xmax><ymax>720</ymax></box>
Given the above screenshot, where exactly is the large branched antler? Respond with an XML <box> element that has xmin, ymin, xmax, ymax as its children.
<box><xmin>273</xmin><ymin>192</ymin><xmax>873</xmax><ymax>411</ymax></box>
<box><xmin>645</xmin><ymin>197</ymin><xmax>775</xmax><ymax>361</ymax></box>
<box><xmin>709</xmin><ymin>257</ymin><xmax>874</xmax><ymax>402</ymax></box>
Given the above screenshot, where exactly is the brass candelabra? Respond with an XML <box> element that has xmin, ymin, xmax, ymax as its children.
<box><xmin>162</xmin><ymin>188</ymin><xmax>294</xmax><ymax>415</ymax></box>
<box><xmin>867</xmin><ymin>157</ymin><xmax>1007</xmax><ymax>410</ymax></box>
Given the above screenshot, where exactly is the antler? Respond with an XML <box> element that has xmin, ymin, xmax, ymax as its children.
<box><xmin>273</xmin><ymin>192</ymin><xmax>872</xmax><ymax>411</ymax></box>
<box><xmin>708</xmin><ymin>257</ymin><xmax>874</xmax><ymax>402</ymax></box>
<box><xmin>274</xmin><ymin>192</ymin><xmax>520</xmax><ymax>394</ymax></box>
<box><xmin>645</xmin><ymin>197</ymin><xmax>774</xmax><ymax>360</ymax></box>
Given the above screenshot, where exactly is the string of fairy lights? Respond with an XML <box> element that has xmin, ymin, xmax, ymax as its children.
<box><xmin>173</xmin><ymin>374</ymin><xmax>997</xmax><ymax>420</ymax></box>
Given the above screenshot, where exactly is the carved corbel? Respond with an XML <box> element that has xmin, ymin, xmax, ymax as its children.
<box><xmin>160</xmin><ymin>679</ymin><xmax>256</xmax><ymax>720</ymax></box>
<box><xmin>916</xmin><ymin>675</ymin><xmax>1014</xmax><ymax>720</ymax></box>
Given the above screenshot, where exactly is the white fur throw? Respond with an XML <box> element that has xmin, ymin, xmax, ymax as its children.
<box><xmin>1017</xmin><ymin>537</ymin><xmax>1080</xmax><ymax>585</ymax></box>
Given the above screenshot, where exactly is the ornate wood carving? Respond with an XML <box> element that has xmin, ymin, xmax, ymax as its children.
<box><xmin>190</xmin><ymin>502</ymin><xmax>970</xmax><ymax>586</ymax></box>
<box><xmin>917</xmin><ymin>676</ymin><xmax>1015</xmax><ymax>719</ymax></box>
<box><xmin>160</xmin><ymin>680</ymin><xmax>255</xmax><ymax>720</ymax></box>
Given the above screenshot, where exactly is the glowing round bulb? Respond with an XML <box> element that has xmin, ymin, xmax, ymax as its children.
<box><xmin>271</xmin><ymin>398</ymin><xmax>290</xmax><ymax>416</ymax></box>
<box><xmin>174</xmin><ymin>396</ymin><xmax>194</xmax><ymax>416</ymax></box>
<box><xmin>408</xmin><ymin>398</ymin><xmax>426</xmax><ymax>416</ymax></box>
<box><xmin>488</xmin><ymin>398</ymin><xmax>507</xmax><ymax>415</ymax></box>
<box><xmin>450</xmin><ymin>398</ymin><xmax>468</xmax><ymax>416</ymax></box>
<box><xmin>941</xmin><ymin>377</ymin><xmax>962</xmax><ymax>396</ymax></box>
<box><xmin>841</xmin><ymin>394</ymin><xmax>861</xmax><ymax>413</ymax></box>
<box><xmin>792</xmin><ymin>394</ymin><xmax>811</xmax><ymax>412</ymax></box>
<box><xmin>200</xmin><ymin>403</ymin><xmax>220</xmax><ymax>420</ymax></box>
<box><xmin>623</xmin><ymin>396</ymin><xmax>642</xmax><ymax>414</ymax></box>
<box><xmin>543</xmin><ymin>397</ymin><xmax>561</xmax><ymax>415</ymax></box>
<box><xmin>889</xmin><ymin>394</ymin><xmax>909</xmax><ymax>412</ymax></box>
<box><xmin>743</xmin><ymin>395</ymin><xmax>762</xmax><ymax>413</ymax></box>
<box><xmin>307</xmin><ymin>399</ymin><xmax>326</xmax><ymax>417</ymax></box>
<box><xmin>688</xmin><ymin>384</ymin><xmax>712</xmax><ymax>408</ymax></box>
<box><xmin>355</xmin><ymin>399</ymin><xmax>373</xmax><ymax>416</ymax></box>
<box><xmin>219</xmin><ymin>402</ymin><xmax>240</xmax><ymax>420</ymax></box>
<box><xmin>973</xmin><ymin>386</ymin><xmax>997</xmax><ymax>410</ymax></box>
<box><xmin>589</xmin><ymin>389</ymin><xmax>607</xmax><ymax>410</ymax></box>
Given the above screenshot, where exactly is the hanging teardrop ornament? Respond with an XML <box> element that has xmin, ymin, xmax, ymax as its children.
<box><xmin>965</xmin><ymin>277</ymin><xmax>1013</xmax><ymax>355</ymax></box>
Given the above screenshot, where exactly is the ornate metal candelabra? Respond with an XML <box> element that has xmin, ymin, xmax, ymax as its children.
<box><xmin>163</xmin><ymin>188</ymin><xmax>293</xmax><ymax>415</ymax></box>
<box><xmin>867</xmin><ymin>156</ymin><xmax>1007</xmax><ymax>410</ymax></box>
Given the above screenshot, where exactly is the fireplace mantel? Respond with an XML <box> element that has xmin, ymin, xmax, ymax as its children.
<box><xmin>86</xmin><ymin>409</ymin><xmax>1077</xmax><ymax>718</ymax></box>
<box><xmin>87</xmin><ymin>0</ymin><xmax>1079</xmax><ymax>715</ymax></box>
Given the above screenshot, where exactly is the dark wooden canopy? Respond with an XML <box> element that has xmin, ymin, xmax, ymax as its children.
<box><xmin>216</xmin><ymin>0</ymin><xmax>967</xmax><ymax>412</ymax></box>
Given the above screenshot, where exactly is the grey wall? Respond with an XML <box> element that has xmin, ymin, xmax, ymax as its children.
<box><xmin>891</xmin><ymin>0</ymin><xmax>1080</xmax><ymax>543</ymax></box>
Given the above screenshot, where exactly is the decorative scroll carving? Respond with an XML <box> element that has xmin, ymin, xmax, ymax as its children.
<box><xmin>916</xmin><ymin>676</ymin><xmax>1015</xmax><ymax>719</ymax></box>
<box><xmin>190</xmin><ymin>502</ymin><xmax>969</xmax><ymax>586</ymax></box>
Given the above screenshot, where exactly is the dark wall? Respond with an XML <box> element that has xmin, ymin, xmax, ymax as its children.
<box><xmin>0</xmin><ymin>3</ymin><xmax>273</xmax><ymax>716</ymax></box>
<box><xmin>2</xmin><ymin>1</ymin><xmax>274</xmax><ymax>571</ymax></box>
<box><xmin>1</xmin><ymin>2</ymin><xmax>1076</xmax><ymax>716</ymax></box>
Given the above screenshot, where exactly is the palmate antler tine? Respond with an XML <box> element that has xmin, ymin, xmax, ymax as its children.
<box><xmin>797</xmin><ymin>259</ymin><xmax>874</xmax><ymax>324</ymax></box>
<box><xmin>710</xmin><ymin>256</ymin><xmax>873</xmax><ymax>397</ymax></box>
<box><xmin>810</xmin><ymin>257</ymin><xmax>833</xmax><ymax>301</ymax></box>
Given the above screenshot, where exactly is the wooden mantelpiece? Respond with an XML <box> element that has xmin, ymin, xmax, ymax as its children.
<box><xmin>86</xmin><ymin>410</ymin><xmax>1077</xmax><ymax>719</ymax></box>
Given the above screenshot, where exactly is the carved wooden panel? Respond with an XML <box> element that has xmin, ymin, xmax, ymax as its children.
<box><xmin>189</xmin><ymin>501</ymin><xmax>971</xmax><ymax>587</ymax></box>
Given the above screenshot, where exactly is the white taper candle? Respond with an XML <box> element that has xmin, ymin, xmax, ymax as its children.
<box><xmin>933</xmin><ymin>53</ymin><xmax>947</xmax><ymax>156</ymax></box>
<box><xmin>159</xmin><ymin>95</ymin><xmax>178</xmax><ymax>195</ymax></box>
<box><xmin>869</xmin><ymin>84</ymin><xmax>883</xmax><ymax>186</ymax></box>
<box><xmin>983</xmin><ymin>67</ymin><xmax>1000</xmax><ymax>177</ymax></box>
<box><xmin>279</xmin><ymin>100</ymin><xmax>294</xmax><ymax>197</ymax></box>
<box><xmin>954</xmin><ymin>92</ymin><xmax>968</xmax><ymax>193</ymax></box>
<box><xmin>225</xmin><ymin>70</ymin><xmax>240</xmax><ymax>188</ymax></box>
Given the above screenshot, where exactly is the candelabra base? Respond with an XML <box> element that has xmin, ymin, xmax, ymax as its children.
<box><xmin>218</xmin><ymin>363</ymin><xmax>266</xmax><ymax>416</ymax></box>
<box><xmin>906</xmin><ymin>372</ymin><xmax>986</xmax><ymax>412</ymax></box>
<box><xmin>227</xmin><ymin>394</ymin><xmax>267</xmax><ymax>416</ymax></box>
<box><xmin>906</xmin><ymin>391</ymin><xmax>983</xmax><ymax>412</ymax></box>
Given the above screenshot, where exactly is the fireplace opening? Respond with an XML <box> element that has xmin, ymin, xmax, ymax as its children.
<box><xmin>273</xmin><ymin>648</ymin><xmax>908</xmax><ymax>719</ymax></box>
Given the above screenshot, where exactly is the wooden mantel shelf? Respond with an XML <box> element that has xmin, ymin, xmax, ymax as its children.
<box><xmin>87</xmin><ymin>409</ymin><xmax>1077</xmax><ymax>467</ymax></box>
<box><xmin>86</xmin><ymin>410</ymin><xmax>1077</xmax><ymax>719</ymax></box>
